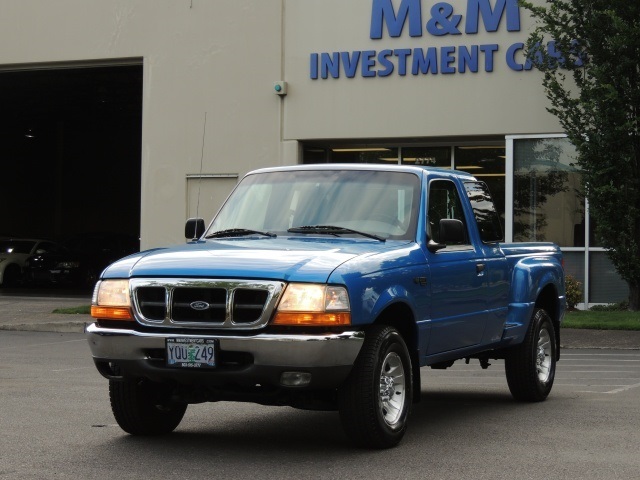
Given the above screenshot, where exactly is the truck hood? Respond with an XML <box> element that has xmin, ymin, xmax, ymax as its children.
<box><xmin>101</xmin><ymin>237</ymin><xmax>412</xmax><ymax>283</ymax></box>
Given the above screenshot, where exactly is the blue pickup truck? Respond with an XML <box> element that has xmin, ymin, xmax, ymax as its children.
<box><xmin>86</xmin><ymin>164</ymin><xmax>565</xmax><ymax>448</ymax></box>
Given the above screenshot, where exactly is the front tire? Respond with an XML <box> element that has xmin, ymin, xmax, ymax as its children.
<box><xmin>338</xmin><ymin>325</ymin><xmax>413</xmax><ymax>449</ymax></box>
<box><xmin>109</xmin><ymin>377</ymin><xmax>187</xmax><ymax>435</ymax></box>
<box><xmin>505</xmin><ymin>308</ymin><xmax>557</xmax><ymax>402</ymax></box>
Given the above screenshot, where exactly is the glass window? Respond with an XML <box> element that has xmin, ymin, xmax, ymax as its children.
<box><xmin>427</xmin><ymin>180</ymin><xmax>470</xmax><ymax>246</ymax></box>
<box><xmin>513</xmin><ymin>138</ymin><xmax>583</xmax><ymax>246</ymax></box>
<box><xmin>589</xmin><ymin>216</ymin><xmax>603</xmax><ymax>248</ymax></box>
<box><xmin>589</xmin><ymin>252</ymin><xmax>629</xmax><ymax>304</ymax></box>
<box><xmin>455</xmin><ymin>146</ymin><xmax>506</xmax><ymax>176</ymax></box>
<box><xmin>330</xmin><ymin>147</ymin><xmax>398</xmax><ymax>164</ymax></box>
<box><xmin>454</xmin><ymin>146</ymin><xmax>505</xmax><ymax>233</ymax></box>
<box><xmin>302</xmin><ymin>147</ymin><xmax>399</xmax><ymax>164</ymax></box>
<box><xmin>464</xmin><ymin>181</ymin><xmax>503</xmax><ymax>242</ymax></box>
<box><xmin>455</xmin><ymin>145</ymin><xmax>506</xmax><ymax>236</ymax></box>
<box><xmin>302</xmin><ymin>146</ymin><xmax>328</xmax><ymax>164</ymax></box>
<box><xmin>401</xmin><ymin>147</ymin><xmax>451</xmax><ymax>167</ymax></box>
<box><xmin>209</xmin><ymin>170</ymin><xmax>420</xmax><ymax>240</ymax></box>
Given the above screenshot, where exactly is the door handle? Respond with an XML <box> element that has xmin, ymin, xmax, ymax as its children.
<box><xmin>476</xmin><ymin>263</ymin><xmax>486</xmax><ymax>274</ymax></box>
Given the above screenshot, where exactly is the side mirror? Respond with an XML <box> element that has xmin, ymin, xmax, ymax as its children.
<box><xmin>427</xmin><ymin>239</ymin><xmax>447</xmax><ymax>253</ymax></box>
<box><xmin>185</xmin><ymin>218</ymin><xmax>206</xmax><ymax>240</ymax></box>
<box><xmin>439</xmin><ymin>218</ymin><xmax>466</xmax><ymax>244</ymax></box>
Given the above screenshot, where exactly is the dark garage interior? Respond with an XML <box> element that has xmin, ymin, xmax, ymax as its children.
<box><xmin>0</xmin><ymin>63</ymin><xmax>143</xmax><ymax>288</ymax></box>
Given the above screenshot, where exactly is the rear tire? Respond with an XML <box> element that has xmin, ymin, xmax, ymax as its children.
<box><xmin>109</xmin><ymin>378</ymin><xmax>187</xmax><ymax>435</ymax></box>
<box><xmin>338</xmin><ymin>325</ymin><xmax>413</xmax><ymax>449</ymax></box>
<box><xmin>505</xmin><ymin>308</ymin><xmax>557</xmax><ymax>402</ymax></box>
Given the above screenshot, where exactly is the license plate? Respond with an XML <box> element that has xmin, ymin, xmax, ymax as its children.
<box><xmin>166</xmin><ymin>338</ymin><xmax>217</xmax><ymax>368</ymax></box>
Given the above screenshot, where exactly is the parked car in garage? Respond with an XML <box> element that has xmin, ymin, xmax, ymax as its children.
<box><xmin>23</xmin><ymin>232</ymin><xmax>139</xmax><ymax>288</ymax></box>
<box><xmin>23</xmin><ymin>243</ymin><xmax>71</xmax><ymax>286</ymax></box>
<box><xmin>0</xmin><ymin>238</ymin><xmax>60</xmax><ymax>287</ymax></box>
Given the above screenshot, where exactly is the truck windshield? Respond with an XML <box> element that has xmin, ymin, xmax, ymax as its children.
<box><xmin>208</xmin><ymin>170</ymin><xmax>421</xmax><ymax>240</ymax></box>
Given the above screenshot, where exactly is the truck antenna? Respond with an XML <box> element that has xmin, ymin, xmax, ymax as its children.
<box><xmin>188</xmin><ymin>112</ymin><xmax>207</xmax><ymax>241</ymax></box>
<box><xmin>195</xmin><ymin>111</ymin><xmax>207</xmax><ymax>226</ymax></box>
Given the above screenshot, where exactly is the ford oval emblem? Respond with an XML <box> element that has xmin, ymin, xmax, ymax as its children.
<box><xmin>190</xmin><ymin>301</ymin><xmax>210</xmax><ymax>311</ymax></box>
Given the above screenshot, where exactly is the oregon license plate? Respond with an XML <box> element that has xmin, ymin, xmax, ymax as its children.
<box><xmin>166</xmin><ymin>338</ymin><xmax>217</xmax><ymax>368</ymax></box>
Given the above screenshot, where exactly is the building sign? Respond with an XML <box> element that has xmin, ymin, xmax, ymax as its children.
<box><xmin>310</xmin><ymin>0</ymin><xmax>539</xmax><ymax>79</ymax></box>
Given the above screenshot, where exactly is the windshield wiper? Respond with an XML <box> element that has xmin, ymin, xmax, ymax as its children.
<box><xmin>288</xmin><ymin>225</ymin><xmax>385</xmax><ymax>242</ymax></box>
<box><xmin>205</xmin><ymin>228</ymin><xmax>277</xmax><ymax>239</ymax></box>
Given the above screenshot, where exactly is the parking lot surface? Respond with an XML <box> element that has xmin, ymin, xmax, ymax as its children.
<box><xmin>426</xmin><ymin>349</ymin><xmax>640</xmax><ymax>394</ymax></box>
<box><xmin>1</xmin><ymin>331</ymin><xmax>639</xmax><ymax>479</ymax></box>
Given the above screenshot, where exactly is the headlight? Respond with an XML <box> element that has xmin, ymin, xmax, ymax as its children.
<box><xmin>272</xmin><ymin>283</ymin><xmax>351</xmax><ymax>326</ymax></box>
<box><xmin>90</xmin><ymin>280</ymin><xmax>134</xmax><ymax>321</ymax></box>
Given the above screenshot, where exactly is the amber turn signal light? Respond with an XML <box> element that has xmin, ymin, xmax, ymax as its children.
<box><xmin>91</xmin><ymin>305</ymin><xmax>134</xmax><ymax>321</ymax></box>
<box><xmin>272</xmin><ymin>312</ymin><xmax>351</xmax><ymax>326</ymax></box>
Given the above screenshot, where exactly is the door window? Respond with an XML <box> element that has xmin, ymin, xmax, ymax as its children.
<box><xmin>428</xmin><ymin>180</ymin><xmax>470</xmax><ymax>247</ymax></box>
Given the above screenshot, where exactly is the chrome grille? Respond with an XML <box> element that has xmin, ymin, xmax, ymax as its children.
<box><xmin>172</xmin><ymin>287</ymin><xmax>226</xmax><ymax>322</ymax></box>
<box><xmin>232</xmin><ymin>289</ymin><xmax>270</xmax><ymax>323</ymax></box>
<box><xmin>131</xmin><ymin>279</ymin><xmax>285</xmax><ymax>329</ymax></box>
<box><xmin>137</xmin><ymin>286</ymin><xmax>166</xmax><ymax>319</ymax></box>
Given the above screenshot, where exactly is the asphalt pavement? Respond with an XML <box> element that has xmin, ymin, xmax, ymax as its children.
<box><xmin>3</xmin><ymin>331</ymin><xmax>639</xmax><ymax>479</ymax></box>
<box><xmin>1</xmin><ymin>291</ymin><xmax>639</xmax><ymax>349</ymax></box>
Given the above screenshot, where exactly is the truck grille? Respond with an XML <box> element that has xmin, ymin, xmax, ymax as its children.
<box><xmin>130</xmin><ymin>279</ymin><xmax>285</xmax><ymax>330</ymax></box>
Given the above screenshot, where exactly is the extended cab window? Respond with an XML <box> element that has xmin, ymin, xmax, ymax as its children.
<box><xmin>464</xmin><ymin>181</ymin><xmax>503</xmax><ymax>243</ymax></box>
<box><xmin>428</xmin><ymin>180</ymin><xmax>470</xmax><ymax>247</ymax></box>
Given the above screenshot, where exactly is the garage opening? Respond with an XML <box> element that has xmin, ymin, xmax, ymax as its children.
<box><xmin>0</xmin><ymin>60</ymin><xmax>143</xmax><ymax>289</ymax></box>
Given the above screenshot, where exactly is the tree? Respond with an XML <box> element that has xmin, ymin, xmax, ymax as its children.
<box><xmin>521</xmin><ymin>1</ymin><xmax>640</xmax><ymax>310</ymax></box>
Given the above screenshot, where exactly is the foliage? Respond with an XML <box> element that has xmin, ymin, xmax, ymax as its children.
<box><xmin>589</xmin><ymin>300</ymin><xmax>629</xmax><ymax>312</ymax></box>
<box><xmin>564</xmin><ymin>274</ymin><xmax>582</xmax><ymax>309</ymax></box>
<box><xmin>521</xmin><ymin>1</ymin><xmax>640</xmax><ymax>310</ymax></box>
<box><xmin>563</xmin><ymin>310</ymin><xmax>640</xmax><ymax>330</ymax></box>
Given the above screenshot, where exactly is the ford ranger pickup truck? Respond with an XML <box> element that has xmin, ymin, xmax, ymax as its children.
<box><xmin>86</xmin><ymin>164</ymin><xmax>565</xmax><ymax>449</ymax></box>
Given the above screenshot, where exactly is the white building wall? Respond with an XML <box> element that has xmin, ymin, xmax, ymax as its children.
<box><xmin>0</xmin><ymin>0</ymin><xmax>559</xmax><ymax>248</ymax></box>
<box><xmin>0</xmin><ymin>0</ymin><xmax>285</xmax><ymax>249</ymax></box>
<box><xmin>282</xmin><ymin>0</ymin><xmax>560</xmax><ymax>140</ymax></box>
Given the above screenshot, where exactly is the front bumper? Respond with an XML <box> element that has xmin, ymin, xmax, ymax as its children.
<box><xmin>86</xmin><ymin>323</ymin><xmax>364</xmax><ymax>390</ymax></box>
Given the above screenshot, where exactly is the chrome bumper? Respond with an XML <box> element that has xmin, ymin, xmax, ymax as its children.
<box><xmin>85</xmin><ymin>323</ymin><xmax>364</xmax><ymax>368</ymax></box>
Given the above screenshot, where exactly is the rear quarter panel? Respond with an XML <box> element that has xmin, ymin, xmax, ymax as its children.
<box><xmin>500</xmin><ymin>243</ymin><xmax>566</xmax><ymax>345</ymax></box>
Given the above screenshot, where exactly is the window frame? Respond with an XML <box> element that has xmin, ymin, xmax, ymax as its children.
<box><xmin>427</xmin><ymin>178</ymin><xmax>473</xmax><ymax>250</ymax></box>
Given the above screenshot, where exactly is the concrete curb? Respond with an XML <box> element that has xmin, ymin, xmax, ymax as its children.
<box><xmin>0</xmin><ymin>321</ymin><xmax>88</xmax><ymax>333</ymax></box>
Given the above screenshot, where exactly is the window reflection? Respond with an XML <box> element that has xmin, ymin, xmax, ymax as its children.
<box><xmin>464</xmin><ymin>181</ymin><xmax>503</xmax><ymax>242</ymax></box>
<box><xmin>454</xmin><ymin>146</ymin><xmax>506</xmax><ymax>234</ymax></box>
<box><xmin>513</xmin><ymin>138</ymin><xmax>582</xmax><ymax>246</ymax></box>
